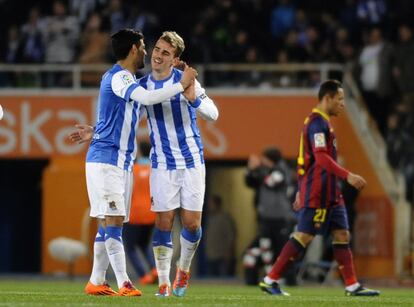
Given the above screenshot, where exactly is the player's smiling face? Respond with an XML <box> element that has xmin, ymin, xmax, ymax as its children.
<box><xmin>328</xmin><ymin>88</ymin><xmax>345</xmax><ymax>116</ymax></box>
<box><xmin>151</xmin><ymin>39</ymin><xmax>179</xmax><ymax>73</ymax></box>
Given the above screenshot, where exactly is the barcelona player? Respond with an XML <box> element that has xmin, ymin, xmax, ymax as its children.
<box><xmin>259</xmin><ymin>80</ymin><xmax>380</xmax><ymax>296</ymax></box>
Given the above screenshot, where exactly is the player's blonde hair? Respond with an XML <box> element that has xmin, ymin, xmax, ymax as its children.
<box><xmin>160</xmin><ymin>31</ymin><xmax>185</xmax><ymax>57</ymax></box>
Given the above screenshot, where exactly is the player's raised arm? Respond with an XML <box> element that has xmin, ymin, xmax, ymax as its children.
<box><xmin>112</xmin><ymin>67</ymin><xmax>197</xmax><ymax>106</ymax></box>
<box><xmin>184</xmin><ymin>79</ymin><xmax>219</xmax><ymax>121</ymax></box>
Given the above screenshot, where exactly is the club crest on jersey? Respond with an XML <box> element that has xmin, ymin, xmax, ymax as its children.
<box><xmin>314</xmin><ymin>133</ymin><xmax>326</xmax><ymax>148</ymax></box>
<box><xmin>109</xmin><ymin>201</ymin><xmax>117</xmax><ymax>210</ymax></box>
<box><xmin>199</xmin><ymin>93</ymin><xmax>207</xmax><ymax>100</ymax></box>
<box><xmin>121</xmin><ymin>74</ymin><xmax>133</xmax><ymax>85</ymax></box>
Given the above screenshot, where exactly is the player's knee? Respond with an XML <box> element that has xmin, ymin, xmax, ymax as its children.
<box><xmin>155</xmin><ymin>212</ymin><xmax>174</xmax><ymax>231</ymax></box>
<box><xmin>332</xmin><ymin>229</ymin><xmax>350</xmax><ymax>243</ymax></box>
<box><xmin>182</xmin><ymin>222</ymin><xmax>200</xmax><ymax>233</ymax></box>
<box><xmin>294</xmin><ymin>232</ymin><xmax>314</xmax><ymax>246</ymax></box>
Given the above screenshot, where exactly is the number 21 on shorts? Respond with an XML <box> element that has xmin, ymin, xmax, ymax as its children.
<box><xmin>313</xmin><ymin>208</ymin><xmax>327</xmax><ymax>222</ymax></box>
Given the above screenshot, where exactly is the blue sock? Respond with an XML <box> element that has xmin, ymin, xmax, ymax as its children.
<box><xmin>105</xmin><ymin>226</ymin><xmax>122</xmax><ymax>242</ymax></box>
<box><xmin>152</xmin><ymin>227</ymin><xmax>173</xmax><ymax>248</ymax></box>
<box><xmin>95</xmin><ymin>225</ymin><xmax>106</xmax><ymax>242</ymax></box>
<box><xmin>181</xmin><ymin>227</ymin><xmax>202</xmax><ymax>243</ymax></box>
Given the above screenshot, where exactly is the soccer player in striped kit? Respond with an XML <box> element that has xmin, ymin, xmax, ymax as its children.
<box><xmin>69</xmin><ymin>29</ymin><xmax>197</xmax><ymax>296</ymax></box>
<box><xmin>259</xmin><ymin>80</ymin><xmax>380</xmax><ymax>297</ymax></box>
<box><xmin>138</xmin><ymin>31</ymin><xmax>219</xmax><ymax>297</ymax></box>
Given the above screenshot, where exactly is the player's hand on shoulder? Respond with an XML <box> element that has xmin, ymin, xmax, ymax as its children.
<box><xmin>183</xmin><ymin>80</ymin><xmax>196</xmax><ymax>102</ymax></box>
<box><xmin>292</xmin><ymin>192</ymin><xmax>300</xmax><ymax>211</ymax></box>
<box><xmin>180</xmin><ymin>65</ymin><xmax>198</xmax><ymax>89</ymax></box>
<box><xmin>68</xmin><ymin>124</ymin><xmax>94</xmax><ymax>144</ymax></box>
<box><xmin>174</xmin><ymin>60</ymin><xmax>187</xmax><ymax>71</ymax></box>
<box><xmin>346</xmin><ymin>173</ymin><xmax>366</xmax><ymax>190</ymax></box>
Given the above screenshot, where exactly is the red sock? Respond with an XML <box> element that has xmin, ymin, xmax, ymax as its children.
<box><xmin>268</xmin><ymin>237</ymin><xmax>304</xmax><ymax>280</ymax></box>
<box><xmin>333</xmin><ymin>243</ymin><xmax>357</xmax><ymax>286</ymax></box>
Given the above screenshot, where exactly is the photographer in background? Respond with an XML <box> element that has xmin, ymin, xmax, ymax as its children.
<box><xmin>243</xmin><ymin>146</ymin><xmax>297</xmax><ymax>286</ymax></box>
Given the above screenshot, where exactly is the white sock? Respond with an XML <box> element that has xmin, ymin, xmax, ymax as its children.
<box><xmin>105</xmin><ymin>237</ymin><xmax>130</xmax><ymax>289</ymax></box>
<box><xmin>179</xmin><ymin>235</ymin><xmax>200</xmax><ymax>272</ymax></box>
<box><xmin>264</xmin><ymin>276</ymin><xmax>278</xmax><ymax>284</ymax></box>
<box><xmin>90</xmin><ymin>240</ymin><xmax>109</xmax><ymax>285</ymax></box>
<box><xmin>153</xmin><ymin>245</ymin><xmax>173</xmax><ymax>286</ymax></box>
<box><xmin>345</xmin><ymin>282</ymin><xmax>361</xmax><ymax>292</ymax></box>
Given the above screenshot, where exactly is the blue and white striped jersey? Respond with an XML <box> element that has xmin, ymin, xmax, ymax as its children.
<box><xmin>86</xmin><ymin>64</ymin><xmax>141</xmax><ymax>171</ymax></box>
<box><xmin>138</xmin><ymin>68</ymin><xmax>218</xmax><ymax>170</ymax></box>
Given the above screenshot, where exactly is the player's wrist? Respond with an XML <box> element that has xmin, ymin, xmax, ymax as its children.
<box><xmin>189</xmin><ymin>97</ymin><xmax>202</xmax><ymax>108</ymax></box>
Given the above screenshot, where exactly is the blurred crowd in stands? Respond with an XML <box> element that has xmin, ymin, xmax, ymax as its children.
<box><xmin>1</xmin><ymin>0</ymin><xmax>414</xmax><ymax>202</ymax></box>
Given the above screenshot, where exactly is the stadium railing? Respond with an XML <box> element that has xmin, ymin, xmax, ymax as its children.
<box><xmin>0</xmin><ymin>63</ymin><xmax>343</xmax><ymax>90</ymax></box>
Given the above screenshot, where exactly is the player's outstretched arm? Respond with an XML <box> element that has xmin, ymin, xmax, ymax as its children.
<box><xmin>116</xmin><ymin>67</ymin><xmax>197</xmax><ymax>106</ymax></box>
<box><xmin>68</xmin><ymin>124</ymin><xmax>94</xmax><ymax>144</ymax></box>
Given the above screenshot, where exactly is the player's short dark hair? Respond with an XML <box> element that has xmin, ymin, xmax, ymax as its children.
<box><xmin>139</xmin><ymin>141</ymin><xmax>151</xmax><ymax>157</ymax></box>
<box><xmin>111</xmin><ymin>29</ymin><xmax>144</xmax><ymax>60</ymax></box>
<box><xmin>318</xmin><ymin>80</ymin><xmax>343</xmax><ymax>101</ymax></box>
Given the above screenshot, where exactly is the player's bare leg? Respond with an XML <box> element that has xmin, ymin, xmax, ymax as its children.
<box><xmin>153</xmin><ymin>210</ymin><xmax>175</xmax><ymax>297</ymax></box>
<box><xmin>172</xmin><ymin>209</ymin><xmax>202</xmax><ymax>297</ymax></box>
<box><xmin>260</xmin><ymin>232</ymin><xmax>313</xmax><ymax>296</ymax></box>
<box><xmin>332</xmin><ymin>229</ymin><xmax>380</xmax><ymax>296</ymax></box>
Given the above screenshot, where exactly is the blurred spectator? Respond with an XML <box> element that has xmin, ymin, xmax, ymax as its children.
<box><xmin>243</xmin><ymin>146</ymin><xmax>296</xmax><ymax>286</ymax></box>
<box><xmin>19</xmin><ymin>7</ymin><xmax>44</xmax><ymax>63</ymax></box>
<box><xmin>357</xmin><ymin>27</ymin><xmax>395</xmax><ymax>135</ymax></box>
<box><xmin>4</xmin><ymin>26</ymin><xmax>20</xmax><ymax>64</ymax></box>
<box><xmin>42</xmin><ymin>0</ymin><xmax>80</xmax><ymax>87</ymax></box>
<box><xmin>205</xmin><ymin>195</ymin><xmax>237</xmax><ymax>277</ymax></box>
<box><xmin>356</xmin><ymin>0</ymin><xmax>387</xmax><ymax>27</ymax></box>
<box><xmin>123</xmin><ymin>141</ymin><xmax>158</xmax><ymax>285</ymax></box>
<box><xmin>270</xmin><ymin>0</ymin><xmax>296</xmax><ymax>39</ymax></box>
<box><xmin>126</xmin><ymin>4</ymin><xmax>159</xmax><ymax>46</ymax></box>
<box><xmin>77</xmin><ymin>12</ymin><xmax>110</xmax><ymax>86</ymax></box>
<box><xmin>42</xmin><ymin>0</ymin><xmax>79</xmax><ymax>64</ymax></box>
<box><xmin>340</xmin><ymin>0</ymin><xmax>359</xmax><ymax>40</ymax></box>
<box><xmin>69</xmin><ymin>0</ymin><xmax>106</xmax><ymax>26</ymax></box>
<box><xmin>393</xmin><ymin>24</ymin><xmax>414</xmax><ymax>109</ymax></box>
<box><xmin>187</xmin><ymin>22</ymin><xmax>211</xmax><ymax>64</ymax></box>
<box><xmin>105</xmin><ymin>0</ymin><xmax>126</xmax><ymax>33</ymax></box>
<box><xmin>386</xmin><ymin>103</ymin><xmax>414</xmax><ymax>202</ymax></box>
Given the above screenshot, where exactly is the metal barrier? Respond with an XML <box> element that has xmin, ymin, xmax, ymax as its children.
<box><xmin>0</xmin><ymin>63</ymin><xmax>344</xmax><ymax>90</ymax></box>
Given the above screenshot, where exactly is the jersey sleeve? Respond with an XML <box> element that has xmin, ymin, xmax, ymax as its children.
<box><xmin>111</xmin><ymin>70</ymin><xmax>139</xmax><ymax>102</ymax></box>
<box><xmin>188</xmin><ymin>79</ymin><xmax>219</xmax><ymax>121</ymax></box>
<box><xmin>307</xmin><ymin>117</ymin><xmax>328</xmax><ymax>153</ymax></box>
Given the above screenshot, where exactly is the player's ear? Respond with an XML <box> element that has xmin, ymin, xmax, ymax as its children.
<box><xmin>172</xmin><ymin>57</ymin><xmax>180</xmax><ymax>66</ymax></box>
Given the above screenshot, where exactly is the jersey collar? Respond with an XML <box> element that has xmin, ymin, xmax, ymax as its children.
<box><xmin>312</xmin><ymin>108</ymin><xmax>330</xmax><ymax>121</ymax></box>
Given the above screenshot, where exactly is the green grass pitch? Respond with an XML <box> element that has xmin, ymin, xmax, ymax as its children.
<box><xmin>0</xmin><ymin>280</ymin><xmax>413</xmax><ymax>306</ymax></box>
